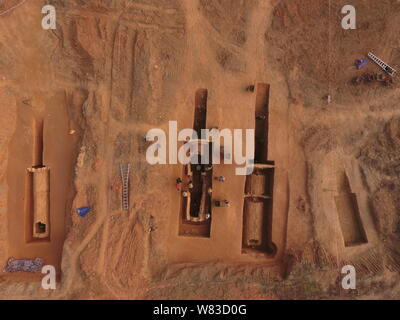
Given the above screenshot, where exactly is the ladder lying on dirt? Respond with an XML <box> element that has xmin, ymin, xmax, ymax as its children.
<box><xmin>120</xmin><ymin>163</ymin><xmax>130</xmax><ymax>211</ymax></box>
<box><xmin>368</xmin><ymin>52</ymin><xmax>397</xmax><ymax>76</ymax></box>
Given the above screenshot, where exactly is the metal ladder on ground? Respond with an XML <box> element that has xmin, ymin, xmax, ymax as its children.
<box><xmin>368</xmin><ymin>52</ymin><xmax>397</xmax><ymax>76</ymax></box>
<box><xmin>120</xmin><ymin>163</ymin><xmax>130</xmax><ymax>211</ymax></box>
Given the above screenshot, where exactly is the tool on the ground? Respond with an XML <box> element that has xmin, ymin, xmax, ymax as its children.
<box><xmin>355</xmin><ymin>58</ymin><xmax>369</xmax><ymax>69</ymax></box>
<box><xmin>120</xmin><ymin>163</ymin><xmax>131</xmax><ymax>211</ymax></box>
<box><xmin>352</xmin><ymin>73</ymin><xmax>393</xmax><ymax>86</ymax></box>
<box><xmin>368</xmin><ymin>52</ymin><xmax>397</xmax><ymax>76</ymax></box>
<box><xmin>77</xmin><ymin>206</ymin><xmax>91</xmax><ymax>217</ymax></box>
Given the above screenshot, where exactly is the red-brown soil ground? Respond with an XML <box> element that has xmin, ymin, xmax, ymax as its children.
<box><xmin>0</xmin><ymin>0</ymin><xmax>400</xmax><ymax>300</ymax></box>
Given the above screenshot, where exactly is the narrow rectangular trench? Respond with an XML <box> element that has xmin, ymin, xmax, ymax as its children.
<box><xmin>179</xmin><ymin>89</ymin><xmax>212</xmax><ymax>238</ymax></box>
<box><xmin>254</xmin><ymin>84</ymin><xmax>270</xmax><ymax>164</ymax></box>
<box><xmin>242</xmin><ymin>84</ymin><xmax>276</xmax><ymax>256</ymax></box>
<box><xmin>335</xmin><ymin>172</ymin><xmax>368</xmax><ymax>247</ymax></box>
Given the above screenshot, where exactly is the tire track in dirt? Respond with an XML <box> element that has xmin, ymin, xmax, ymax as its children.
<box><xmin>243</xmin><ymin>0</ymin><xmax>271</xmax><ymax>79</ymax></box>
<box><xmin>111</xmin><ymin>213</ymin><xmax>138</xmax><ymax>266</ymax></box>
<box><xmin>180</xmin><ymin>0</ymin><xmax>219</xmax><ymax>73</ymax></box>
<box><xmin>63</xmin><ymin>18</ymin><xmax>121</xmax><ymax>292</ymax></box>
<box><xmin>95</xmin><ymin>14</ymin><xmax>125</xmax><ymax>277</ymax></box>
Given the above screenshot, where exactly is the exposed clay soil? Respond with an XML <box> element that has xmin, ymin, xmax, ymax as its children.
<box><xmin>0</xmin><ymin>0</ymin><xmax>400</xmax><ymax>300</ymax></box>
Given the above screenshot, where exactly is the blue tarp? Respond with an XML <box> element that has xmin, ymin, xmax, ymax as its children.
<box><xmin>77</xmin><ymin>207</ymin><xmax>91</xmax><ymax>217</ymax></box>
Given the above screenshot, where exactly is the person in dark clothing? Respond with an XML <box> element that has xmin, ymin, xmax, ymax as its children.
<box><xmin>176</xmin><ymin>178</ymin><xmax>182</xmax><ymax>191</ymax></box>
<box><xmin>246</xmin><ymin>85</ymin><xmax>255</xmax><ymax>92</ymax></box>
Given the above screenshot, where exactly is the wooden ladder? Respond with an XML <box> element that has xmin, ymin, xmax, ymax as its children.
<box><xmin>368</xmin><ymin>52</ymin><xmax>397</xmax><ymax>76</ymax></box>
<box><xmin>120</xmin><ymin>163</ymin><xmax>130</xmax><ymax>211</ymax></box>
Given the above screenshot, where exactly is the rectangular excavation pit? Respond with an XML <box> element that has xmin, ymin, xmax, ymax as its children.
<box><xmin>25</xmin><ymin>120</ymin><xmax>50</xmax><ymax>242</ymax></box>
<box><xmin>245</xmin><ymin>165</ymin><xmax>274</xmax><ymax>198</ymax></box>
<box><xmin>193</xmin><ymin>89</ymin><xmax>208</xmax><ymax>137</ymax></box>
<box><xmin>178</xmin><ymin>89</ymin><xmax>212</xmax><ymax>238</ymax></box>
<box><xmin>242</xmin><ymin>197</ymin><xmax>275</xmax><ymax>255</ymax></box>
<box><xmin>6</xmin><ymin>99</ymin><xmax>79</xmax><ymax>279</ymax></box>
<box><xmin>254</xmin><ymin>83</ymin><xmax>270</xmax><ymax>164</ymax></box>
<box><xmin>178</xmin><ymin>161</ymin><xmax>213</xmax><ymax>238</ymax></box>
<box><xmin>33</xmin><ymin>119</ymin><xmax>44</xmax><ymax>167</ymax></box>
<box><xmin>27</xmin><ymin>167</ymin><xmax>50</xmax><ymax>241</ymax></box>
<box><xmin>335</xmin><ymin>172</ymin><xmax>368</xmax><ymax>247</ymax></box>
<box><xmin>242</xmin><ymin>166</ymin><xmax>276</xmax><ymax>256</ymax></box>
<box><xmin>241</xmin><ymin>82</ymin><xmax>276</xmax><ymax>256</ymax></box>
<box><xmin>25</xmin><ymin>169</ymin><xmax>51</xmax><ymax>242</ymax></box>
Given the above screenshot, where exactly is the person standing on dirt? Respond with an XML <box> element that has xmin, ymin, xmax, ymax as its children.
<box><xmin>186</xmin><ymin>164</ymin><xmax>193</xmax><ymax>177</ymax></box>
<box><xmin>246</xmin><ymin>85</ymin><xmax>255</xmax><ymax>92</ymax></box>
<box><xmin>176</xmin><ymin>178</ymin><xmax>182</xmax><ymax>192</ymax></box>
<box><xmin>214</xmin><ymin>200</ymin><xmax>230</xmax><ymax>207</ymax></box>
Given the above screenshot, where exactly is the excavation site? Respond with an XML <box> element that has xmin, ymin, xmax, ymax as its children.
<box><xmin>0</xmin><ymin>0</ymin><xmax>400</xmax><ymax>302</ymax></box>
